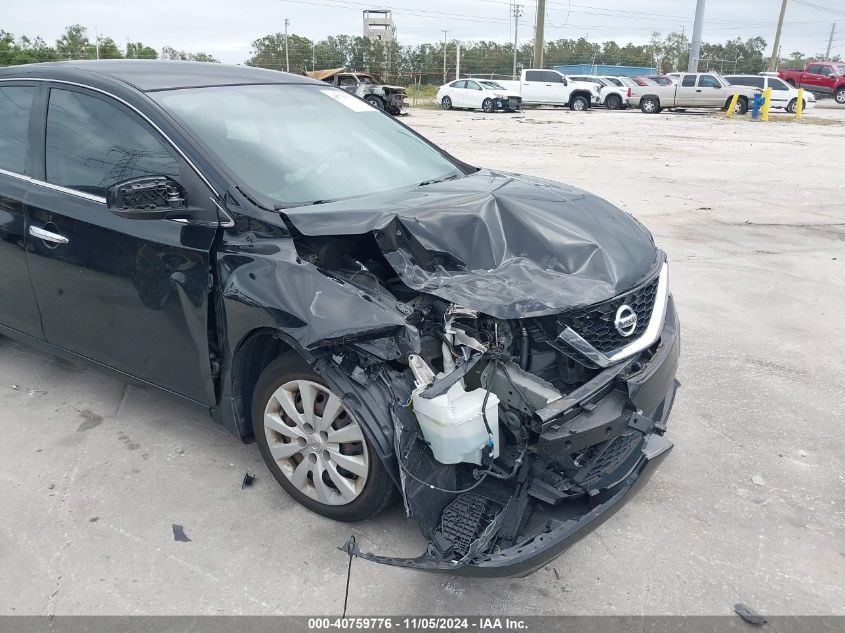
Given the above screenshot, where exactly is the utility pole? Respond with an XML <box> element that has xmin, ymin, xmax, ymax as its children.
<box><xmin>688</xmin><ymin>0</ymin><xmax>705</xmax><ymax>72</ymax></box>
<box><xmin>442</xmin><ymin>29</ymin><xmax>449</xmax><ymax>85</ymax></box>
<box><xmin>95</xmin><ymin>27</ymin><xmax>100</xmax><ymax>60</ymax></box>
<box><xmin>768</xmin><ymin>0</ymin><xmax>788</xmax><ymax>71</ymax></box>
<box><xmin>456</xmin><ymin>42</ymin><xmax>461</xmax><ymax>80</ymax></box>
<box><xmin>284</xmin><ymin>18</ymin><xmax>290</xmax><ymax>72</ymax></box>
<box><xmin>512</xmin><ymin>4</ymin><xmax>523</xmax><ymax>79</ymax></box>
<box><xmin>312</xmin><ymin>41</ymin><xmax>316</xmax><ymax>71</ymax></box>
<box><xmin>826</xmin><ymin>23</ymin><xmax>836</xmax><ymax>60</ymax></box>
<box><xmin>533</xmin><ymin>0</ymin><xmax>545</xmax><ymax>69</ymax></box>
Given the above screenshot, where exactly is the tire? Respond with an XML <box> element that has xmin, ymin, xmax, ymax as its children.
<box><xmin>640</xmin><ymin>96</ymin><xmax>660</xmax><ymax>114</ymax></box>
<box><xmin>364</xmin><ymin>95</ymin><xmax>384</xmax><ymax>111</ymax></box>
<box><xmin>836</xmin><ymin>88</ymin><xmax>845</xmax><ymax>105</ymax></box>
<box><xmin>734</xmin><ymin>96</ymin><xmax>749</xmax><ymax>115</ymax></box>
<box><xmin>253</xmin><ymin>353</ymin><xmax>394</xmax><ymax>522</ymax></box>
<box><xmin>441</xmin><ymin>96</ymin><xmax>452</xmax><ymax>110</ymax></box>
<box><xmin>787</xmin><ymin>98</ymin><xmax>798</xmax><ymax>114</ymax></box>
<box><xmin>605</xmin><ymin>94</ymin><xmax>622</xmax><ymax>110</ymax></box>
<box><xmin>570</xmin><ymin>95</ymin><xmax>589</xmax><ymax>111</ymax></box>
<box><xmin>482</xmin><ymin>98</ymin><xmax>495</xmax><ymax>113</ymax></box>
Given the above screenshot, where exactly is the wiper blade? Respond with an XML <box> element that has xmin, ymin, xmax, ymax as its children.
<box><xmin>419</xmin><ymin>173</ymin><xmax>461</xmax><ymax>187</ymax></box>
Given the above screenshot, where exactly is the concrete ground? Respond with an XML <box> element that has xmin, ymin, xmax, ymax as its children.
<box><xmin>1</xmin><ymin>101</ymin><xmax>843</xmax><ymax>617</ymax></box>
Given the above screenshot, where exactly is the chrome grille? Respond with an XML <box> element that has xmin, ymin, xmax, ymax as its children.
<box><xmin>558</xmin><ymin>275</ymin><xmax>659</xmax><ymax>353</ymax></box>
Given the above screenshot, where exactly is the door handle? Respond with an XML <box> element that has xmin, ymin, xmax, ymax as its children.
<box><xmin>29</xmin><ymin>225</ymin><xmax>69</xmax><ymax>245</ymax></box>
<box><xmin>696</xmin><ymin>89</ymin><xmax>702</xmax><ymax>92</ymax></box>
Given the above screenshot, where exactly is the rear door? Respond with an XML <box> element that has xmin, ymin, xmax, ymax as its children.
<box><xmin>521</xmin><ymin>71</ymin><xmax>547</xmax><ymax>103</ymax></box>
<box><xmin>464</xmin><ymin>80</ymin><xmax>484</xmax><ymax>108</ymax></box>
<box><xmin>450</xmin><ymin>80</ymin><xmax>468</xmax><ymax>107</ymax></box>
<box><xmin>675</xmin><ymin>74</ymin><xmax>698</xmax><ymax>105</ymax></box>
<box><xmin>24</xmin><ymin>84</ymin><xmax>220</xmax><ymax>404</ymax></box>
<box><xmin>0</xmin><ymin>81</ymin><xmax>43</xmax><ymax>339</ymax></box>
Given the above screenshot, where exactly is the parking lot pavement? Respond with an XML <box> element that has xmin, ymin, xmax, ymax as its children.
<box><xmin>1</xmin><ymin>105</ymin><xmax>844</xmax><ymax>617</ymax></box>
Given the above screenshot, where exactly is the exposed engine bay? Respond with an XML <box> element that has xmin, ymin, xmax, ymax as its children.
<box><xmin>286</xmin><ymin>216</ymin><xmax>680</xmax><ymax>576</ymax></box>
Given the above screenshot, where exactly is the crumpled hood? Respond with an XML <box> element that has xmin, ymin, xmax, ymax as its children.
<box><xmin>282</xmin><ymin>169</ymin><xmax>659</xmax><ymax>319</ymax></box>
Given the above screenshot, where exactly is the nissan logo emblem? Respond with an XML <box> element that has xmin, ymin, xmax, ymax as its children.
<box><xmin>614</xmin><ymin>305</ymin><xmax>637</xmax><ymax>337</ymax></box>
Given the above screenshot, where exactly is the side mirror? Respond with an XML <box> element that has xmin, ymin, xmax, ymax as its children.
<box><xmin>561</xmin><ymin>77</ymin><xmax>568</xmax><ymax>85</ymax></box>
<box><xmin>107</xmin><ymin>176</ymin><xmax>189</xmax><ymax>220</ymax></box>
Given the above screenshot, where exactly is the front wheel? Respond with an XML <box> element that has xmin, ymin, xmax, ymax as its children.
<box><xmin>787</xmin><ymin>98</ymin><xmax>798</xmax><ymax>114</ymax></box>
<box><xmin>482</xmin><ymin>98</ymin><xmax>495</xmax><ymax>113</ymax></box>
<box><xmin>734</xmin><ymin>96</ymin><xmax>749</xmax><ymax>115</ymax></box>
<box><xmin>605</xmin><ymin>94</ymin><xmax>622</xmax><ymax>110</ymax></box>
<box><xmin>640</xmin><ymin>96</ymin><xmax>660</xmax><ymax>113</ymax></box>
<box><xmin>364</xmin><ymin>95</ymin><xmax>384</xmax><ymax>111</ymax></box>
<box><xmin>570</xmin><ymin>95</ymin><xmax>589</xmax><ymax>111</ymax></box>
<box><xmin>253</xmin><ymin>353</ymin><xmax>394</xmax><ymax>522</ymax></box>
<box><xmin>441</xmin><ymin>95</ymin><xmax>452</xmax><ymax>110</ymax></box>
<box><xmin>835</xmin><ymin>88</ymin><xmax>845</xmax><ymax>105</ymax></box>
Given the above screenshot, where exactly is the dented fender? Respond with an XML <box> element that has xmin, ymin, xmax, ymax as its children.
<box><xmin>211</xmin><ymin>230</ymin><xmax>419</xmax><ymax>438</ymax></box>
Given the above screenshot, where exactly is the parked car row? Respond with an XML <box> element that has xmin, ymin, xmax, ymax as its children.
<box><xmin>437</xmin><ymin>69</ymin><xmax>601</xmax><ymax>112</ymax></box>
<box><xmin>435</xmin><ymin>68</ymin><xmax>829</xmax><ymax>116</ymax></box>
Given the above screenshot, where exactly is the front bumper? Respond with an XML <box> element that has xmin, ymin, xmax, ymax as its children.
<box><xmin>348</xmin><ymin>298</ymin><xmax>680</xmax><ymax>577</ymax></box>
<box><xmin>463</xmin><ymin>298</ymin><xmax>680</xmax><ymax>577</ymax></box>
<box><xmin>462</xmin><ymin>433</ymin><xmax>674</xmax><ymax>577</ymax></box>
<box><xmin>494</xmin><ymin>96</ymin><xmax>522</xmax><ymax>111</ymax></box>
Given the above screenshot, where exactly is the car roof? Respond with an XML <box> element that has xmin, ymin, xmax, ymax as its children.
<box><xmin>0</xmin><ymin>60</ymin><xmax>321</xmax><ymax>92</ymax></box>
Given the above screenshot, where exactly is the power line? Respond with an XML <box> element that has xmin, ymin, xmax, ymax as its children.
<box><xmin>793</xmin><ymin>0</ymin><xmax>845</xmax><ymax>17</ymax></box>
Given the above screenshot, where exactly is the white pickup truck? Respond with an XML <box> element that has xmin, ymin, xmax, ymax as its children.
<box><xmin>496</xmin><ymin>69</ymin><xmax>601</xmax><ymax>110</ymax></box>
<box><xmin>629</xmin><ymin>72</ymin><xmax>757</xmax><ymax>115</ymax></box>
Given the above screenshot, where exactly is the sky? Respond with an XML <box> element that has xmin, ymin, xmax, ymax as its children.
<box><xmin>3</xmin><ymin>0</ymin><xmax>843</xmax><ymax>64</ymax></box>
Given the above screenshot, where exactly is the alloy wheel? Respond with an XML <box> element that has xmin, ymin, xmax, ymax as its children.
<box><xmin>263</xmin><ymin>379</ymin><xmax>369</xmax><ymax>506</ymax></box>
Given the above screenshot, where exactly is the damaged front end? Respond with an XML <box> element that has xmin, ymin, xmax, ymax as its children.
<box><xmin>336</xmin><ymin>270</ymin><xmax>679</xmax><ymax>577</ymax></box>
<box><xmin>257</xmin><ymin>170</ymin><xmax>682</xmax><ymax>577</ymax></box>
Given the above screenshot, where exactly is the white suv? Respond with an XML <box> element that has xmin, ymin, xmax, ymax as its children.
<box><xmin>568</xmin><ymin>75</ymin><xmax>629</xmax><ymax>110</ymax></box>
<box><xmin>724</xmin><ymin>74</ymin><xmax>816</xmax><ymax>113</ymax></box>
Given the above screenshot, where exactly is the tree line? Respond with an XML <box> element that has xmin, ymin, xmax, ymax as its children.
<box><xmin>2</xmin><ymin>24</ymin><xmax>839</xmax><ymax>86</ymax></box>
<box><xmin>0</xmin><ymin>24</ymin><xmax>219</xmax><ymax>66</ymax></box>
<box><xmin>246</xmin><ymin>30</ymin><xmax>838</xmax><ymax>84</ymax></box>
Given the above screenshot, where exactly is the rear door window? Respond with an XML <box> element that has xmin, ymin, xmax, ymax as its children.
<box><xmin>45</xmin><ymin>88</ymin><xmax>179</xmax><ymax>197</ymax></box>
<box><xmin>525</xmin><ymin>71</ymin><xmax>544</xmax><ymax>82</ymax></box>
<box><xmin>681</xmin><ymin>75</ymin><xmax>696</xmax><ymax>87</ymax></box>
<box><xmin>0</xmin><ymin>85</ymin><xmax>36</xmax><ymax>175</ymax></box>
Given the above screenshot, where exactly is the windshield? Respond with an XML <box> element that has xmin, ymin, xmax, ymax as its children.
<box><xmin>153</xmin><ymin>84</ymin><xmax>462</xmax><ymax>207</ymax></box>
<box><xmin>836</xmin><ymin>65</ymin><xmax>845</xmax><ymax>76</ymax></box>
<box><xmin>480</xmin><ymin>81</ymin><xmax>506</xmax><ymax>90</ymax></box>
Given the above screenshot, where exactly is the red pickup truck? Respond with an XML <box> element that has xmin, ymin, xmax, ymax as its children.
<box><xmin>778</xmin><ymin>61</ymin><xmax>845</xmax><ymax>104</ymax></box>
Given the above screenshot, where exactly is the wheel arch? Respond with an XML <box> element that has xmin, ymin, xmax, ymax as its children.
<box><xmin>569</xmin><ymin>90</ymin><xmax>592</xmax><ymax>108</ymax></box>
<box><xmin>640</xmin><ymin>94</ymin><xmax>661</xmax><ymax>112</ymax></box>
<box><xmin>222</xmin><ymin>326</ymin><xmax>400</xmax><ymax>482</ymax></box>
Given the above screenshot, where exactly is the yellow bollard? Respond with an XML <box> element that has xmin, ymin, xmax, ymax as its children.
<box><xmin>726</xmin><ymin>93</ymin><xmax>740</xmax><ymax>118</ymax></box>
<box><xmin>796</xmin><ymin>88</ymin><xmax>804</xmax><ymax>119</ymax></box>
<box><xmin>761</xmin><ymin>86</ymin><xmax>772</xmax><ymax>121</ymax></box>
